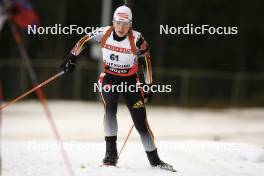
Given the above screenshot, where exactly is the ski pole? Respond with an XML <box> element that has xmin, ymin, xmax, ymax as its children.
<box><xmin>5</xmin><ymin>10</ymin><xmax>74</xmax><ymax>176</ymax></box>
<box><xmin>0</xmin><ymin>71</ymin><xmax>64</xmax><ymax>110</ymax></box>
<box><xmin>118</xmin><ymin>124</ymin><xmax>134</xmax><ymax>158</ymax></box>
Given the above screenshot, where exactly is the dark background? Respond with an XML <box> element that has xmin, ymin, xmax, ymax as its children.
<box><xmin>0</xmin><ymin>0</ymin><xmax>263</xmax><ymax>107</ymax></box>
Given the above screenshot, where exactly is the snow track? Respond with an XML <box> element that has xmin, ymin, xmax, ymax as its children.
<box><xmin>1</xmin><ymin>101</ymin><xmax>264</xmax><ymax>176</ymax></box>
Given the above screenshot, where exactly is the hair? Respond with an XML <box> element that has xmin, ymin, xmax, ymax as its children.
<box><xmin>124</xmin><ymin>0</ymin><xmax>132</xmax><ymax>8</ymax></box>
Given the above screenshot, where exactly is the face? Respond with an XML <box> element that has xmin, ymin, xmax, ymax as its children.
<box><xmin>113</xmin><ymin>21</ymin><xmax>131</xmax><ymax>37</ymax></box>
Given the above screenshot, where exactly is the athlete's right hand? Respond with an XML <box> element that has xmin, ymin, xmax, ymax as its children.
<box><xmin>60</xmin><ymin>54</ymin><xmax>76</xmax><ymax>73</ymax></box>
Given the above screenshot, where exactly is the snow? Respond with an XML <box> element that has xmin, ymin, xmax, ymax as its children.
<box><xmin>1</xmin><ymin>101</ymin><xmax>264</xmax><ymax>176</ymax></box>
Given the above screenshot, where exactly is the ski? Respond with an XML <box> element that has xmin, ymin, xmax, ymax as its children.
<box><xmin>100</xmin><ymin>164</ymin><xmax>119</xmax><ymax>168</ymax></box>
<box><xmin>157</xmin><ymin>166</ymin><xmax>177</xmax><ymax>172</ymax></box>
<box><xmin>155</xmin><ymin>161</ymin><xmax>177</xmax><ymax>172</ymax></box>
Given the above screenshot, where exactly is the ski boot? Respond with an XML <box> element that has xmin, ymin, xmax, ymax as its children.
<box><xmin>102</xmin><ymin>136</ymin><xmax>118</xmax><ymax>166</ymax></box>
<box><xmin>146</xmin><ymin>149</ymin><xmax>176</xmax><ymax>172</ymax></box>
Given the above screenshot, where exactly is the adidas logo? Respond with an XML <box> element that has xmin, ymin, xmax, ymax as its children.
<box><xmin>132</xmin><ymin>100</ymin><xmax>145</xmax><ymax>109</ymax></box>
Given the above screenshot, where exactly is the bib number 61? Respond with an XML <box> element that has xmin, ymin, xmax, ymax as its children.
<box><xmin>110</xmin><ymin>54</ymin><xmax>119</xmax><ymax>61</ymax></box>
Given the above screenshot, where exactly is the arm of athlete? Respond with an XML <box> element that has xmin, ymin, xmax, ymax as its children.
<box><xmin>60</xmin><ymin>27</ymin><xmax>108</xmax><ymax>73</ymax></box>
<box><xmin>136</xmin><ymin>34</ymin><xmax>154</xmax><ymax>102</ymax></box>
<box><xmin>137</xmin><ymin>35</ymin><xmax>153</xmax><ymax>84</ymax></box>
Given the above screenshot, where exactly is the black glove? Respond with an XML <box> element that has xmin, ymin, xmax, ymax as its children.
<box><xmin>144</xmin><ymin>91</ymin><xmax>154</xmax><ymax>103</ymax></box>
<box><xmin>60</xmin><ymin>53</ymin><xmax>77</xmax><ymax>73</ymax></box>
<box><xmin>143</xmin><ymin>83</ymin><xmax>155</xmax><ymax>103</ymax></box>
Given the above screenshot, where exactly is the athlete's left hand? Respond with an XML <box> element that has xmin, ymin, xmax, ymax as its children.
<box><xmin>143</xmin><ymin>83</ymin><xmax>155</xmax><ymax>103</ymax></box>
<box><xmin>144</xmin><ymin>91</ymin><xmax>154</xmax><ymax>103</ymax></box>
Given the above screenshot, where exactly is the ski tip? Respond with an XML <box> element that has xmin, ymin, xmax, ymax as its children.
<box><xmin>80</xmin><ymin>164</ymin><xmax>86</xmax><ymax>169</ymax></box>
<box><xmin>171</xmin><ymin>169</ymin><xmax>177</xmax><ymax>172</ymax></box>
